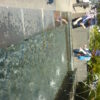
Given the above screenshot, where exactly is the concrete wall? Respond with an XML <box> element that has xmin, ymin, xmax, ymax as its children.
<box><xmin>0</xmin><ymin>26</ymin><xmax>68</xmax><ymax>100</ymax></box>
<box><xmin>0</xmin><ymin>7</ymin><xmax>55</xmax><ymax>47</ymax></box>
<box><xmin>0</xmin><ymin>4</ymin><xmax>73</xmax><ymax>99</ymax></box>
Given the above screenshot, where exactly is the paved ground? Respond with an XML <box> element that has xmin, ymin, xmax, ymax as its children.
<box><xmin>0</xmin><ymin>0</ymin><xmax>90</xmax><ymax>13</ymax></box>
<box><xmin>56</xmin><ymin>0</ymin><xmax>91</xmax><ymax>13</ymax></box>
<box><xmin>0</xmin><ymin>0</ymin><xmax>56</xmax><ymax>10</ymax></box>
<box><xmin>72</xmin><ymin>28</ymin><xmax>89</xmax><ymax>82</ymax></box>
<box><xmin>71</xmin><ymin>14</ymin><xmax>90</xmax><ymax>82</ymax></box>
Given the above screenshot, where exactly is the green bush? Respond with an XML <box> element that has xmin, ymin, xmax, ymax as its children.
<box><xmin>86</xmin><ymin>26</ymin><xmax>100</xmax><ymax>99</ymax></box>
<box><xmin>89</xmin><ymin>26</ymin><xmax>100</xmax><ymax>50</ymax></box>
<box><xmin>75</xmin><ymin>26</ymin><xmax>100</xmax><ymax>100</ymax></box>
<box><xmin>97</xmin><ymin>3</ymin><xmax>100</xmax><ymax>26</ymax></box>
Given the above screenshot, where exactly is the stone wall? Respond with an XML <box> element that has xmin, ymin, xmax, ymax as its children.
<box><xmin>0</xmin><ymin>5</ymin><xmax>73</xmax><ymax>99</ymax></box>
<box><xmin>0</xmin><ymin>26</ymin><xmax>68</xmax><ymax>100</ymax></box>
<box><xmin>0</xmin><ymin>7</ymin><xmax>55</xmax><ymax>47</ymax></box>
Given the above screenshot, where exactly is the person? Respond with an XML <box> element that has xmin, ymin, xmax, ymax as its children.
<box><xmin>47</xmin><ymin>0</ymin><xmax>54</xmax><ymax>4</ymax></box>
<box><xmin>73</xmin><ymin>4</ymin><xmax>97</xmax><ymax>28</ymax></box>
<box><xmin>56</xmin><ymin>16</ymin><xmax>68</xmax><ymax>24</ymax></box>
<box><xmin>74</xmin><ymin>46</ymin><xmax>91</xmax><ymax>56</ymax></box>
<box><xmin>72</xmin><ymin>15</ymin><xmax>95</xmax><ymax>29</ymax></box>
<box><xmin>78</xmin><ymin>55</ymin><xmax>91</xmax><ymax>61</ymax></box>
<box><xmin>86</xmin><ymin>6</ymin><xmax>97</xmax><ymax>20</ymax></box>
<box><xmin>73</xmin><ymin>45</ymin><xmax>91</xmax><ymax>61</ymax></box>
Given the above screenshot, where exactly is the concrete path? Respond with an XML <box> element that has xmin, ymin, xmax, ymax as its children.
<box><xmin>0</xmin><ymin>0</ymin><xmax>56</xmax><ymax>10</ymax></box>
<box><xmin>0</xmin><ymin>0</ymin><xmax>91</xmax><ymax>13</ymax></box>
<box><xmin>72</xmin><ymin>28</ymin><xmax>89</xmax><ymax>82</ymax></box>
<box><xmin>71</xmin><ymin>14</ymin><xmax>89</xmax><ymax>82</ymax></box>
<box><xmin>56</xmin><ymin>0</ymin><xmax>91</xmax><ymax>13</ymax></box>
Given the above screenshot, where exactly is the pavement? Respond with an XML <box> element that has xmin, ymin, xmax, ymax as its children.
<box><xmin>71</xmin><ymin>27</ymin><xmax>89</xmax><ymax>82</ymax></box>
<box><xmin>56</xmin><ymin>0</ymin><xmax>91</xmax><ymax>13</ymax></box>
<box><xmin>0</xmin><ymin>0</ymin><xmax>91</xmax><ymax>13</ymax></box>
<box><xmin>71</xmin><ymin>13</ymin><xmax>90</xmax><ymax>82</ymax></box>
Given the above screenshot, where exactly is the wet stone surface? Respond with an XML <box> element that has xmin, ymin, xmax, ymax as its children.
<box><xmin>0</xmin><ymin>7</ymin><xmax>23</xmax><ymax>47</ymax></box>
<box><xmin>23</xmin><ymin>9</ymin><xmax>43</xmax><ymax>38</ymax></box>
<box><xmin>0</xmin><ymin>7</ymin><xmax>55</xmax><ymax>47</ymax></box>
<box><xmin>0</xmin><ymin>26</ymin><xmax>68</xmax><ymax>100</ymax></box>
